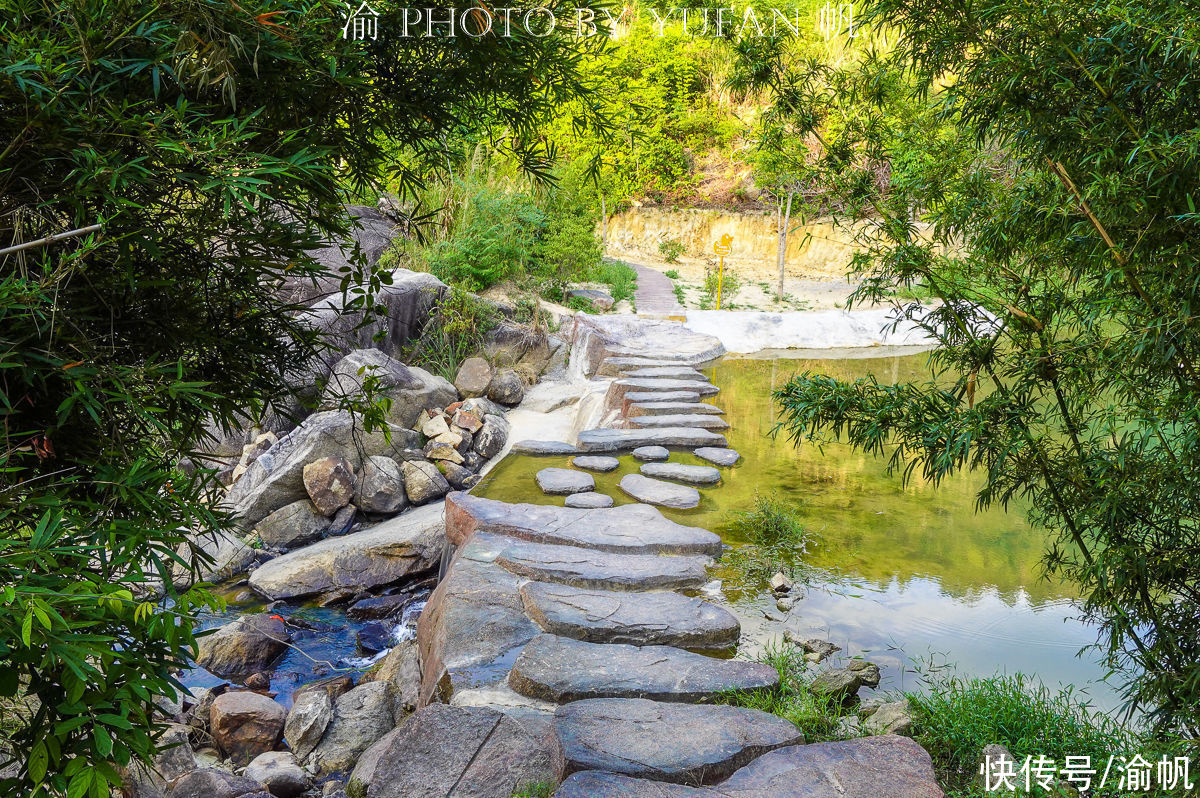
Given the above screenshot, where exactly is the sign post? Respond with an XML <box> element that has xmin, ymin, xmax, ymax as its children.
<box><xmin>713</xmin><ymin>234</ymin><xmax>733</xmax><ymax>309</ymax></box>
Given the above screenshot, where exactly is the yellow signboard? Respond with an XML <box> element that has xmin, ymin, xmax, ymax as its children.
<box><xmin>713</xmin><ymin>235</ymin><xmax>733</xmax><ymax>308</ymax></box>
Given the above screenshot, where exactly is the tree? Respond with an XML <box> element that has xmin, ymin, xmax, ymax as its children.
<box><xmin>0</xmin><ymin>1</ymin><xmax>609</xmax><ymax>794</ymax></box>
<box><xmin>752</xmin><ymin>0</ymin><xmax>1200</xmax><ymax>733</ymax></box>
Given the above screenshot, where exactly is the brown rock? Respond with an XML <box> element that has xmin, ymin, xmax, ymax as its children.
<box><xmin>302</xmin><ymin>456</ymin><xmax>356</xmax><ymax>516</ymax></box>
<box><xmin>195</xmin><ymin>614</ymin><xmax>288</xmax><ymax>682</ymax></box>
<box><xmin>454</xmin><ymin>357</ymin><xmax>493</xmax><ymax>398</ymax></box>
<box><xmin>209</xmin><ymin>691</ymin><xmax>286</xmax><ymax>766</ymax></box>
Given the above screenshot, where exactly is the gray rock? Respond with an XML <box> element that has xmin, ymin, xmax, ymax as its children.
<box><xmin>606</xmin><ymin>378</ymin><xmax>718</xmax><ymax>408</ymax></box>
<box><xmin>253</xmin><ymin>500</ymin><xmax>331</xmax><ymax>550</ymax></box>
<box><xmin>510</xmin><ymin>635</ymin><xmax>778</xmax><ymax>703</ymax></box>
<box><xmin>354</xmin><ymin>455</ymin><xmax>408</xmax><ymax>514</ymax></box>
<box><xmin>622</xmin><ymin>366</ymin><xmax>708</xmax><ymax>381</ymax></box>
<box><xmin>284</xmin><ymin>689</ymin><xmax>332</xmax><ymax>760</ymax></box>
<box><xmin>628</xmin><ymin>401</ymin><xmax>724</xmax><ymax>417</ymax></box>
<box><xmin>519</xmin><ymin>582</ymin><xmax>739</xmax><ymax>650</ymax></box>
<box><xmin>422</xmin><ymin>439</ymin><xmax>464</xmax><ymax>465</ymax></box>
<box><xmin>716</xmin><ymin>736</ymin><xmax>945</xmax><ymax>797</ymax></box>
<box><xmin>317</xmin><ymin>349</ymin><xmax>425</xmax><ymax>411</ymax></box>
<box><xmin>809</xmin><ymin>660</ymin><xmax>883</xmax><ymax>704</ymax></box>
<box><xmin>570</xmin><ymin>455</ymin><xmax>620</xmax><ymax>472</ymax></box>
<box><xmin>640</xmin><ymin>463</ymin><xmax>721</xmax><ymax>485</ymax></box>
<box><xmin>554</xmin><ymin>698</ymin><xmax>802</xmax><ymax>784</ymax></box>
<box><xmin>286</xmin><ymin>209</ymin><xmax>408</xmax><ymax>307</ymax></box>
<box><xmin>303</xmin><ymin>456</ymin><xmax>356</xmax><ymax>516</ymax></box>
<box><xmin>693</xmin><ymin>447</ymin><xmax>741</xmax><ymax>466</ymax></box>
<box><xmin>168</xmin><ymin>769</ymin><xmax>263</xmax><ymax>798</ymax></box>
<box><xmin>570</xmin><ymin>315</ymin><xmax>724</xmax><ymax>378</ymax></box>
<box><xmin>512</xmin><ymin>439</ymin><xmax>579</xmax><ymax>455</ymax></box>
<box><xmin>173</xmin><ymin>528</ymin><xmax>257</xmax><ymax>588</ymax></box>
<box><xmin>486</xmin><ymin>370</ymin><xmax>525</xmax><ymax>406</ymax></box>
<box><xmin>554</xmin><ymin>772</ymin><xmax>711</xmax><ymax>796</ymax></box>
<box><xmin>618</xmin><ymin>474</ymin><xmax>701</xmax><ymax>509</ymax></box>
<box><xmin>454</xmin><ymin>357</ymin><xmax>494</xmax><ymax>398</ymax></box>
<box><xmin>363</xmin><ymin>639</ymin><xmax>421</xmax><ymax>721</ymax></box>
<box><xmin>461</xmin><ymin>397</ymin><xmax>506</xmax><ymax>418</ymax></box>
<box><xmin>623</xmin><ymin>390</ymin><xmax>701</xmax><ymax>405</ymax></box>
<box><xmin>473</xmin><ymin>414</ymin><xmax>511</xmax><ymax>459</ymax></box>
<box><xmin>630</xmin><ymin>414</ymin><xmax>730</xmax><ymax>430</ymax></box>
<box><xmin>248</xmin><ymin>504</ymin><xmax>444</xmax><ymax>600</ymax></box>
<box><xmin>603</xmin><ymin>356</ymin><xmax>697</xmax><ymax>375</ymax></box>
<box><xmin>195</xmin><ymin>614</ymin><xmax>289</xmax><ymax>681</ymax></box>
<box><xmin>445</xmin><ymin>492</ymin><xmax>720</xmax><ymax>555</ymax></box>
<box><xmin>632</xmin><ymin>446</ymin><xmax>670</xmax><ymax>461</ymax></box>
<box><xmin>862</xmin><ymin>699</ymin><xmax>915</xmax><ymax>736</ymax></box>
<box><xmin>566</xmin><ymin>288</ymin><xmax>614</xmax><ymax>311</ymax></box>
<box><xmin>493</xmin><ymin>536</ymin><xmax>712</xmax><ymax>591</ymax></box>
<box><xmin>783</xmin><ymin>634</ymin><xmax>840</xmax><ymax>663</ymax></box>
<box><xmin>210</xmin><ymin>691</ymin><xmax>286</xmax><ymax>766</ymax></box>
<box><xmin>437</xmin><ymin>460</ymin><xmax>478</xmax><ymax>490</ymax></box>
<box><xmin>535</xmin><ymin>467</ymin><xmax>595</xmax><ymax>496</ymax></box>
<box><xmin>578</xmin><ymin>427</ymin><xmax>726</xmax><ymax>453</ymax></box>
<box><xmin>308</xmin><ymin>681</ymin><xmax>395</xmax><ymax>775</ymax></box>
<box><xmin>564</xmin><ymin>492</ymin><xmax>614</xmax><ymax>508</ymax></box>
<box><xmin>400</xmin><ymin>459</ymin><xmax>451</xmax><ymax>505</ymax></box>
<box><xmin>350</xmin><ymin>704</ymin><xmax>563</xmax><ymax>798</ymax></box>
<box><xmin>244</xmin><ymin>751</ymin><xmax>309</xmax><ymax>798</ymax></box>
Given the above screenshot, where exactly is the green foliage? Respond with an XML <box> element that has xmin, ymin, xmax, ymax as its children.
<box><xmin>512</xmin><ymin>782</ymin><xmax>556</xmax><ymax>798</ymax></box>
<box><xmin>664</xmin><ymin>269</ymin><xmax>681</xmax><ymax>279</ymax></box>
<box><xmin>722</xmin><ymin>494</ymin><xmax>815</xmax><ymax>587</ymax></box>
<box><xmin>658</xmin><ymin>238</ymin><xmax>686</xmax><ymax>263</ymax></box>
<box><xmin>588</xmin><ymin>260</ymin><xmax>638</xmax><ymax>305</ymax></box>
<box><xmin>402</xmin><ymin>288</ymin><xmax>501</xmax><ymax>381</ymax></box>
<box><xmin>702</xmin><ymin>262</ymin><xmax>742</xmax><ymax>306</ymax></box>
<box><xmin>423</xmin><ymin>189</ymin><xmax>547</xmax><ymax>291</ymax></box>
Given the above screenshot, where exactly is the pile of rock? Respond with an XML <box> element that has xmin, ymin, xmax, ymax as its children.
<box><xmin>453</xmin><ymin>356</ymin><xmax>527</xmax><ymax>407</ymax></box>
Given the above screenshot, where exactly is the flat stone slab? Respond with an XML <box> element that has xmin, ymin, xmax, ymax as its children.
<box><xmin>624</xmin><ymin>390</ymin><xmax>701</xmax><ymax>405</ymax></box>
<box><xmin>631</xmin><ymin>414</ymin><xmax>730</xmax><ymax>430</ymax></box>
<box><xmin>572</xmin><ymin>316</ymin><xmax>724</xmax><ymax>378</ymax></box>
<box><xmin>519</xmin><ymin>582</ymin><xmax>740</xmax><ymax>650</ymax></box>
<box><xmin>511</xmin><ymin>635</ymin><xmax>779</xmax><ymax>703</ymax></box>
<box><xmin>632</xmin><ymin>446</ymin><xmax>670</xmax><ymax>461</ymax></box>
<box><xmin>555</xmin><ymin>772</ymin><xmax>710</xmax><ymax>797</ymax></box>
<box><xmin>628</xmin><ymin>402</ymin><xmax>724</xmax><ymax>417</ymax></box>
<box><xmin>446</xmin><ymin>493</ymin><xmax>721</xmax><ymax>555</ymax></box>
<box><xmin>554</xmin><ymin>698</ymin><xmax>803</xmax><ymax>784</ymax></box>
<box><xmin>492</xmin><ymin>538</ymin><xmax>713</xmax><ymax>591</ymax></box>
<box><xmin>715</xmin><ymin>736</ymin><xmax>946</xmax><ymax>798</ymax></box>
<box><xmin>607</xmin><ymin>379</ymin><xmax>718</xmax><ymax>409</ymax></box>
<box><xmin>513</xmin><ymin>440</ymin><xmax>580</xmax><ymax>455</ymax></box>
<box><xmin>619</xmin><ymin>474</ymin><xmax>701</xmax><ymax>509</ymax></box>
<box><xmin>564</xmin><ymin>492</ymin><xmax>615</xmax><ymax>509</ymax></box>
<box><xmin>640</xmin><ymin>463</ymin><xmax>722</xmax><ymax>486</ymax></box>
<box><xmin>601</xmin><ymin>357</ymin><xmax>696</xmax><ymax>377</ymax></box>
<box><xmin>622</xmin><ymin>367</ymin><xmax>709</xmax><ymax>381</ymax></box>
<box><xmin>694</xmin><ymin>447</ymin><xmax>741</xmax><ymax>466</ymax></box>
<box><xmin>571</xmin><ymin>456</ymin><xmax>621</xmax><ymax>472</ymax></box>
<box><xmin>536</xmin><ymin>468</ymin><xmax>595</xmax><ymax>496</ymax></box>
<box><xmin>578</xmin><ymin>428</ymin><xmax>726</xmax><ymax>453</ymax></box>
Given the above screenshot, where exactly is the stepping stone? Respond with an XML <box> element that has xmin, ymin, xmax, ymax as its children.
<box><xmin>510</xmin><ymin>635</ymin><xmax>779</xmax><ymax>703</ymax></box>
<box><xmin>622</xmin><ymin>367</ymin><xmax>709</xmax><ymax>381</ymax></box>
<box><xmin>578</xmin><ymin>428</ymin><xmax>726</xmax><ymax>453</ymax></box>
<box><xmin>628</xmin><ymin>401</ymin><xmax>724</xmax><ymax>417</ymax></box>
<box><xmin>599</xmin><ymin>356</ymin><xmax>692</xmax><ymax>377</ymax></box>
<box><xmin>519</xmin><ymin>582</ymin><xmax>740</xmax><ymax>649</ymax></box>
<box><xmin>632</xmin><ymin>446</ymin><xmax>669</xmax><ymax>462</ymax></box>
<box><xmin>492</xmin><ymin>537</ymin><xmax>713</xmax><ymax>591</ymax></box>
<box><xmin>555</xmin><ymin>771</ymin><xmax>711</xmax><ymax>797</ymax></box>
<box><xmin>624</xmin><ymin>390</ymin><xmax>701</xmax><ymax>405</ymax></box>
<box><xmin>554</xmin><ymin>698</ymin><xmax>803</xmax><ymax>784</ymax></box>
<box><xmin>619</xmin><ymin>474</ymin><xmax>700</xmax><ymax>510</ymax></box>
<box><xmin>536</xmin><ymin>468</ymin><xmax>595</xmax><ymax>496</ymax></box>
<box><xmin>607</xmin><ymin>379</ymin><xmax>718</xmax><ymax>408</ymax></box>
<box><xmin>571</xmin><ymin>455</ymin><xmax>620</xmax><ymax>472</ymax></box>
<box><xmin>512</xmin><ymin>440</ymin><xmax>580</xmax><ymax>455</ymax></box>
<box><xmin>564</xmin><ymin>492</ymin><xmax>614</xmax><ymax>509</ymax></box>
<box><xmin>446</xmin><ymin>493</ymin><xmax>721</xmax><ymax>555</ymax></box>
<box><xmin>640</xmin><ymin>463</ymin><xmax>722</xmax><ymax>486</ymax></box>
<box><xmin>694</xmin><ymin>447</ymin><xmax>741</xmax><ymax>466</ymax></box>
<box><xmin>714</xmin><ymin>736</ymin><xmax>946</xmax><ymax>798</ymax></box>
<box><xmin>630</xmin><ymin>414</ymin><xmax>730</xmax><ymax>430</ymax></box>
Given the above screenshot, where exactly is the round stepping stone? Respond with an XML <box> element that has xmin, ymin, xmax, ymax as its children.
<box><xmin>619</xmin><ymin>474</ymin><xmax>700</xmax><ymax>509</ymax></box>
<box><xmin>553</xmin><ymin>698</ymin><xmax>804</xmax><ymax>784</ymax></box>
<box><xmin>630</xmin><ymin>414</ymin><xmax>730</xmax><ymax>430</ymax></box>
<box><xmin>512</xmin><ymin>439</ymin><xmax>579</xmax><ymax>455</ymax></box>
<box><xmin>640</xmin><ymin>462</ymin><xmax>721</xmax><ymax>486</ymax></box>
<box><xmin>535</xmin><ymin>468</ymin><xmax>594</xmax><ymax>496</ymax></box>
<box><xmin>694</xmin><ymin>446</ymin><xmax>741</xmax><ymax>466</ymax></box>
<box><xmin>571</xmin><ymin>455</ymin><xmax>620</xmax><ymax>472</ymax></box>
<box><xmin>632</xmin><ymin>446</ymin><xmax>669</xmax><ymax>461</ymax></box>
<box><xmin>509</xmin><ymin>634</ymin><xmax>779</xmax><ymax>703</ymax></box>
<box><xmin>564</xmin><ymin>492</ymin><xmax>614</xmax><ymax>509</ymax></box>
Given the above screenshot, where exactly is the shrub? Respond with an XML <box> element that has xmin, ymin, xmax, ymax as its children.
<box><xmin>703</xmin><ymin>261</ymin><xmax>741</xmax><ymax>306</ymax></box>
<box><xmin>423</xmin><ymin>190</ymin><xmax>546</xmax><ymax>291</ymax></box>
<box><xmin>401</xmin><ymin>288</ymin><xmax>501</xmax><ymax>381</ymax></box>
<box><xmin>658</xmin><ymin>237</ymin><xmax>686</xmax><ymax>263</ymax></box>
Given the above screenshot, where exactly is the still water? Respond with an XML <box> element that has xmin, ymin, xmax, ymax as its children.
<box><xmin>476</xmin><ymin>350</ymin><xmax>1121</xmax><ymax>711</ymax></box>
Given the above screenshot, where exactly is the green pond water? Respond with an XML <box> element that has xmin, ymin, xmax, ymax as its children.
<box><xmin>475</xmin><ymin>350</ymin><xmax>1121</xmax><ymax>711</ymax></box>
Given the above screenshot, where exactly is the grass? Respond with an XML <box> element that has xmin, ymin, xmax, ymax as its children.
<box><xmin>589</xmin><ymin>259</ymin><xmax>638</xmax><ymax>305</ymax></box>
<box><xmin>512</xmin><ymin>782</ymin><xmax>555</xmax><ymax>798</ymax></box>
<box><xmin>722</xmin><ymin>492</ymin><xmax>819</xmax><ymax>590</ymax></box>
<box><xmin>400</xmin><ymin>287</ymin><xmax>501</xmax><ymax>380</ymax></box>
<box><xmin>664</xmin><ymin>269</ymin><xmax>681</xmax><ymax>279</ymax></box>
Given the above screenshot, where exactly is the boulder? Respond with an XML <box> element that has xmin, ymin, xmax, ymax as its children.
<box><xmin>461</xmin><ymin>397</ymin><xmax>506</xmax><ymax>418</ymax></box>
<box><xmin>436</xmin><ymin>460</ymin><xmax>478</xmax><ymax>490</ymax></box>
<box><xmin>167</xmin><ymin>769</ymin><xmax>263</xmax><ymax>798</ymax></box>
<box><xmin>618</xmin><ymin>474</ymin><xmax>701</xmax><ymax>510</ymax></box>
<box><xmin>354</xmin><ymin>455</ymin><xmax>408</xmax><ymax>514</ymax></box>
<box><xmin>564</xmin><ymin>493</ymin><xmax>614</xmax><ymax>508</ymax></box>
<box><xmin>347</xmin><ymin>594</ymin><xmax>410</xmax><ymax>620</ymax></box>
<box><xmin>452</xmin><ymin>409</ymin><xmax>483</xmax><ymax>433</ymax></box>
<box><xmin>361</xmin><ymin>639</ymin><xmax>421</xmax><ymax>721</ymax></box>
<box><xmin>245</xmin><ymin>751</ymin><xmax>309</xmax><ymax>798</ymax></box>
<box><xmin>347</xmin><ymin>704</ymin><xmax>563</xmax><ymax>798</ymax></box>
<box><xmin>400</xmin><ymin>460</ymin><xmax>451</xmax><ymax>505</ymax></box>
<box><xmin>173</xmin><ymin>528</ymin><xmax>257</xmax><ymax>588</ymax></box>
<box><xmin>472</xmin><ymin>414</ymin><xmax>511</xmax><ymax>459</ymax></box>
<box><xmin>356</xmin><ymin>621</ymin><xmax>392</xmax><ymax>654</ymax></box>
<box><xmin>605</xmin><ymin>379</ymin><xmax>718</xmax><ymax>409</ymax></box>
<box><xmin>862</xmin><ymin>699</ymin><xmax>915</xmax><ymax>736</ymax></box>
<box><xmin>253</xmin><ymin>500</ymin><xmax>332</xmax><ymax>550</ymax></box>
<box><xmin>569</xmin><ymin>315</ymin><xmax>724</xmax><ymax>378</ymax></box>
<box><xmin>809</xmin><ymin>660</ymin><xmax>883</xmax><ymax>704</ymax></box>
<box><xmin>317</xmin><ymin>349</ymin><xmax>426</xmax><ymax>411</ymax></box>
<box><xmin>210</xmin><ymin>691</ymin><xmax>286</xmax><ymax>766</ymax></box>
<box><xmin>308</xmin><ymin>681</ymin><xmax>395</xmax><ymax>775</ymax></box>
<box><xmin>303</xmin><ymin>456</ymin><xmax>356</xmax><ymax>516</ymax></box>
<box><xmin>454</xmin><ymin>357</ymin><xmax>494</xmax><ymax>398</ymax></box>
<box><xmin>285</xmin><ymin>207</ymin><xmax>403</xmax><ymax>306</ymax></box>
<box><xmin>248</xmin><ymin>504</ymin><xmax>444</xmax><ymax>600</ymax></box>
<box><xmin>422</xmin><ymin>440</ymin><xmax>464</xmax><ymax>465</ymax></box>
<box><xmin>535</xmin><ymin>467</ymin><xmax>595</xmax><ymax>496</ymax></box>
<box><xmin>486</xmin><ymin>370</ymin><xmax>525</xmax><ymax>406</ymax></box>
<box><xmin>493</xmin><ymin>536</ymin><xmax>712</xmax><ymax>592</ymax></box>
<box><xmin>284</xmin><ymin>689</ymin><xmax>332</xmax><ymax>760</ymax></box>
<box><xmin>420</xmin><ymin>413</ymin><xmax>451</xmax><ymax>438</ymax></box>
<box><xmin>195</xmin><ymin>614</ymin><xmax>289</xmax><ymax>681</ymax></box>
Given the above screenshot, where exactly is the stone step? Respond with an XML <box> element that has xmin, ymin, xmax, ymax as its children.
<box><xmin>628</xmin><ymin>401</ymin><xmax>724</xmax><ymax>417</ymax></box>
<box><xmin>491</xmin><ymin>536</ymin><xmax>713</xmax><ymax>591</ymax></box>
<box><xmin>694</xmin><ymin>447</ymin><xmax>741</xmax><ymax>466</ymax></box>
<box><xmin>512</xmin><ymin>440</ymin><xmax>580</xmax><ymax>455</ymax></box>
<box><xmin>510</xmin><ymin>635</ymin><xmax>779</xmax><ymax>703</ymax></box>
<box><xmin>640</xmin><ymin>463</ymin><xmax>722</xmax><ymax>486</ymax></box>
<box><xmin>607</xmin><ymin>379</ymin><xmax>719</xmax><ymax>408</ymax></box>
<box><xmin>536</xmin><ymin>468</ymin><xmax>595</xmax><ymax>496</ymax></box>
<box><xmin>630</xmin><ymin>414</ymin><xmax>730</xmax><ymax>430</ymax></box>
<box><xmin>446</xmin><ymin>492</ymin><xmax>721</xmax><ymax>556</ymax></box>
<box><xmin>598</xmin><ymin>357</ymin><xmax>700</xmax><ymax>377</ymax></box>
<box><xmin>624</xmin><ymin>390</ymin><xmax>701</xmax><ymax>407</ymax></box>
<box><xmin>619</xmin><ymin>474</ymin><xmax>701</xmax><ymax>509</ymax></box>
<box><xmin>577</xmin><ymin>427</ymin><xmax>727</xmax><ymax>453</ymax></box>
<box><xmin>622</xmin><ymin>366</ymin><xmax>709</xmax><ymax>381</ymax></box>
<box><xmin>519</xmin><ymin>582</ymin><xmax>740</xmax><ymax>650</ymax></box>
<box><xmin>554</xmin><ymin>698</ymin><xmax>803</xmax><ymax>784</ymax></box>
